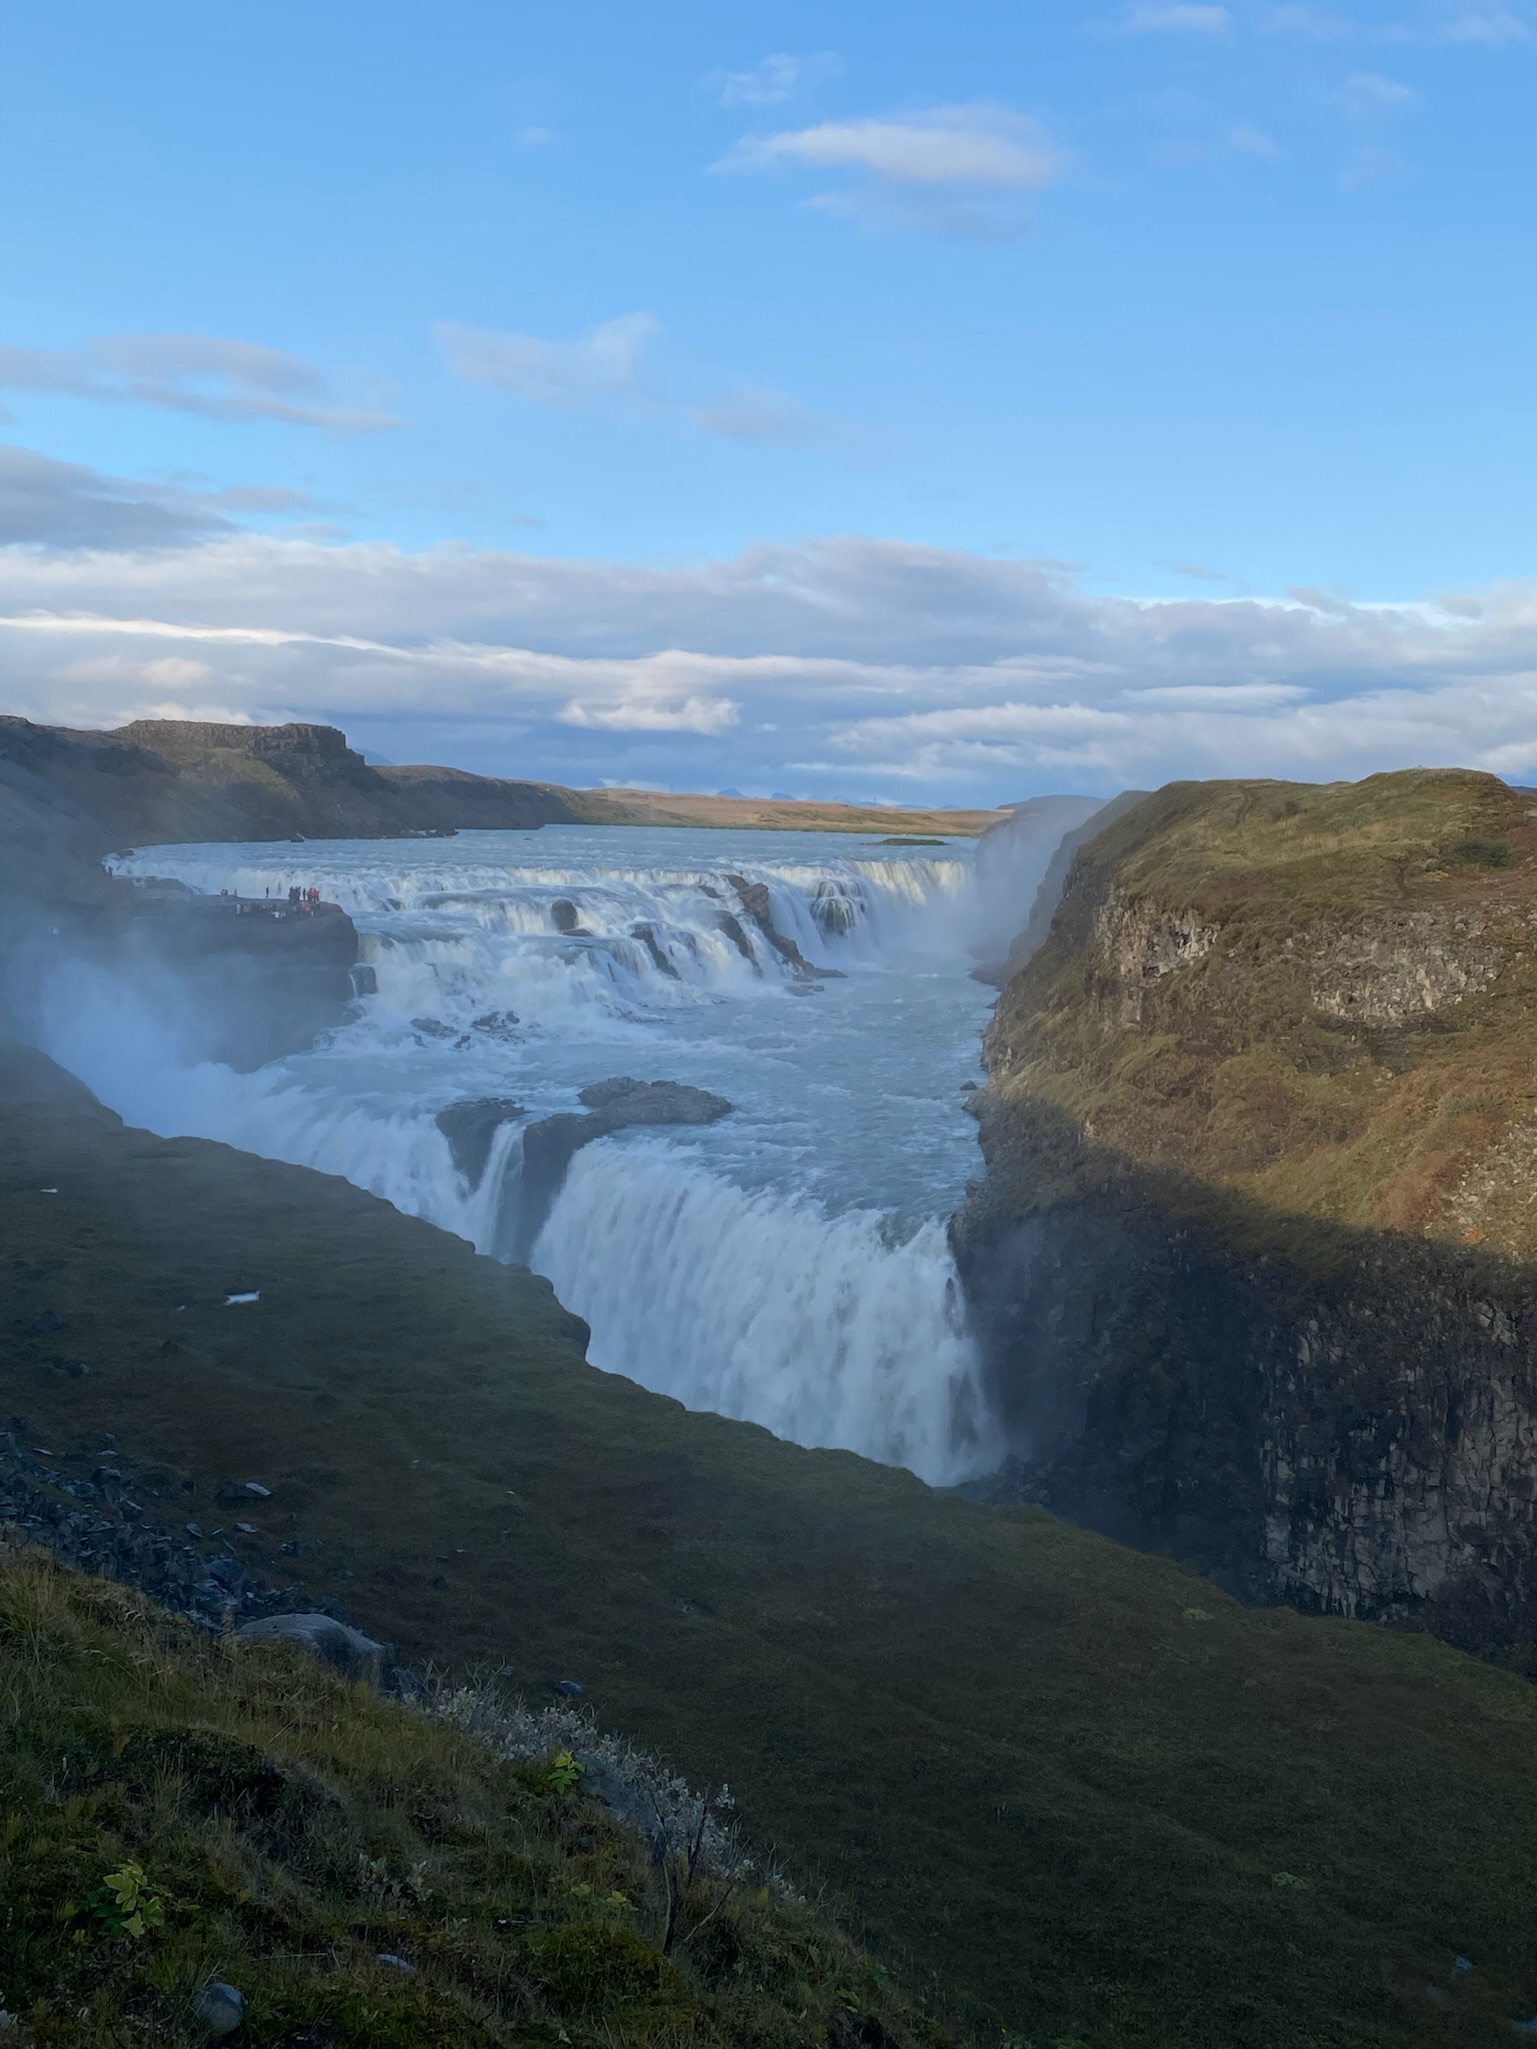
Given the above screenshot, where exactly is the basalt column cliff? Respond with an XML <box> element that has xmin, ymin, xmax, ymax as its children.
<box><xmin>954</xmin><ymin>771</ymin><xmax>1537</xmax><ymax>1660</ymax></box>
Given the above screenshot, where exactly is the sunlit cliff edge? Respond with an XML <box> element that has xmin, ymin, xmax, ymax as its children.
<box><xmin>956</xmin><ymin>770</ymin><xmax>1537</xmax><ymax>1657</ymax></box>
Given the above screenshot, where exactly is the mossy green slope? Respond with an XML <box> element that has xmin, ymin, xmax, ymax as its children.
<box><xmin>978</xmin><ymin>769</ymin><xmax>1537</xmax><ymax>1261</ymax></box>
<box><xmin>3</xmin><ymin>1045</ymin><xmax>1535</xmax><ymax>2047</ymax></box>
<box><xmin>0</xmin><ymin>1542</ymin><xmax>916</xmax><ymax>2049</ymax></box>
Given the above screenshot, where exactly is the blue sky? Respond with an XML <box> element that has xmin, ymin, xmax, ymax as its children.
<box><xmin>1</xmin><ymin>0</ymin><xmax>1533</xmax><ymax>802</ymax></box>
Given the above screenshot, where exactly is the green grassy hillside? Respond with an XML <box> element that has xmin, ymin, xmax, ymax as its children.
<box><xmin>3</xmin><ymin>1044</ymin><xmax>1535</xmax><ymax>2047</ymax></box>
<box><xmin>0</xmin><ymin>1541</ymin><xmax>919</xmax><ymax>2048</ymax></box>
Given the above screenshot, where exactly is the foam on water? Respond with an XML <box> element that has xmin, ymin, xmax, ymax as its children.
<box><xmin>52</xmin><ymin>825</ymin><xmax>1037</xmax><ymax>1482</ymax></box>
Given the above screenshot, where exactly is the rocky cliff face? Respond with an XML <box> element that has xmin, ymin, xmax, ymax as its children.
<box><xmin>0</xmin><ymin>723</ymin><xmax>380</xmax><ymax>1065</ymax></box>
<box><xmin>955</xmin><ymin>771</ymin><xmax>1537</xmax><ymax>1660</ymax></box>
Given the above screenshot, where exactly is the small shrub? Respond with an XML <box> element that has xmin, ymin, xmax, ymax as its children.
<box><xmin>88</xmin><ymin>1861</ymin><xmax>164</xmax><ymax>1939</ymax></box>
<box><xmin>1453</xmin><ymin>836</ymin><xmax>1512</xmax><ymax>869</ymax></box>
<box><xmin>546</xmin><ymin>1749</ymin><xmax>584</xmax><ymax>1795</ymax></box>
<box><xmin>523</xmin><ymin>1922</ymin><xmax>665</xmax><ymax>2008</ymax></box>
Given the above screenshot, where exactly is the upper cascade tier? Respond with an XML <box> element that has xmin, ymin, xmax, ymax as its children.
<box><xmin>106</xmin><ymin>842</ymin><xmax>977</xmax><ymax>1030</ymax></box>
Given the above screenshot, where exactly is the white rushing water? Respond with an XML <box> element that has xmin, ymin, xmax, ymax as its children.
<box><xmin>40</xmin><ymin>824</ymin><xmax>1022</xmax><ymax>1483</ymax></box>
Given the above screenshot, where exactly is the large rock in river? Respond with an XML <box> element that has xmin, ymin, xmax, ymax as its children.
<box><xmin>437</xmin><ymin>1097</ymin><xmax>527</xmax><ymax>1185</ymax></box>
<box><xmin>512</xmin><ymin>1078</ymin><xmax>732</xmax><ymax>1259</ymax></box>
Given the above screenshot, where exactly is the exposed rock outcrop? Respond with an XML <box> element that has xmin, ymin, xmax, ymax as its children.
<box><xmin>436</xmin><ymin>1097</ymin><xmax>527</xmax><ymax>1185</ymax></box>
<box><xmin>725</xmin><ymin>874</ymin><xmax>842</xmax><ymax>979</ymax></box>
<box><xmin>955</xmin><ymin>770</ymin><xmax>1537</xmax><ymax>1660</ymax></box>
<box><xmin>235</xmin><ymin>1610</ymin><xmax>391</xmax><ymax>1681</ymax></box>
<box><xmin>550</xmin><ymin>898</ymin><xmax>589</xmax><ymax>936</ymax></box>
<box><xmin>0</xmin><ymin>843</ymin><xmax>361</xmax><ymax>1071</ymax></box>
<box><xmin>112</xmin><ymin>892</ymin><xmax>360</xmax><ymax>1068</ymax></box>
<box><xmin>512</xmin><ymin>1078</ymin><xmax>733</xmax><ymax>1258</ymax></box>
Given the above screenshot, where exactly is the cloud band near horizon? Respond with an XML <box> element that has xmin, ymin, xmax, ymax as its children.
<box><xmin>2</xmin><ymin>519</ymin><xmax>1535</xmax><ymax>803</ymax></box>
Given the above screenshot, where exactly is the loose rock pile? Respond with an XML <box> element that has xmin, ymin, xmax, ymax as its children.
<box><xmin>0</xmin><ymin>1428</ymin><xmax>321</xmax><ymax>1636</ymax></box>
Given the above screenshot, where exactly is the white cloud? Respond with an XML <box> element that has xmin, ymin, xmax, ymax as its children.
<box><xmin>558</xmin><ymin>667</ymin><xmax>743</xmax><ymax>733</ymax></box>
<box><xmin>0</xmin><ymin>335</ymin><xmax>402</xmax><ymax>433</ymax></box>
<box><xmin>1228</xmin><ymin>122</ymin><xmax>1283</xmax><ymax>154</ymax></box>
<box><xmin>1264</xmin><ymin>3</ymin><xmax>1530</xmax><ymax>41</ymax></box>
<box><xmin>1338</xmin><ymin>70</ymin><xmax>1421</xmax><ymax>115</ymax></box>
<box><xmin>439</xmin><ymin>321</ymin><xmax>856</xmax><ymax>453</ymax></box>
<box><xmin>1168</xmin><ymin>559</ymin><xmax>1236</xmax><ymax>582</ymax></box>
<box><xmin>719</xmin><ymin>103</ymin><xmax>1064</xmax><ymax>188</ymax></box>
<box><xmin>690</xmin><ymin>386</ymin><xmax>852</xmax><ymax>451</ymax></box>
<box><xmin>1262</xmin><ymin>5</ymin><xmax>1358</xmax><ymax>35</ymax></box>
<box><xmin>0</xmin><ymin>445</ymin><xmax>336</xmax><ymax>550</ymax></box>
<box><xmin>1439</xmin><ymin>10</ymin><xmax>1530</xmax><ymax>40</ymax></box>
<box><xmin>1120</xmin><ymin>4</ymin><xmax>1233</xmax><ymax>32</ymax></box>
<box><xmin>201</xmin><ymin>483</ymin><xmax>331</xmax><ymax>515</ymax></box>
<box><xmin>711</xmin><ymin>53</ymin><xmax>842</xmax><ymax>107</ymax></box>
<box><xmin>2</xmin><ymin>530</ymin><xmax>1536</xmax><ymax>800</ymax></box>
<box><xmin>0</xmin><ymin>444</ymin><xmax>234</xmax><ymax>549</ymax></box>
<box><xmin>716</xmin><ymin>103</ymin><xmax>1066</xmax><ymax>236</ymax></box>
<box><xmin>436</xmin><ymin>314</ymin><xmax>659</xmax><ymax>409</ymax></box>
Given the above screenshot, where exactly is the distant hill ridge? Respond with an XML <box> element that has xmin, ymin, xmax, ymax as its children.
<box><xmin>0</xmin><ymin>716</ymin><xmax>998</xmax><ymax>868</ymax></box>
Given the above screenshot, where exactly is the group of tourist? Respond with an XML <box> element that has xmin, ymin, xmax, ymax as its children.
<box><xmin>216</xmin><ymin>885</ymin><xmax>325</xmax><ymax>917</ymax></box>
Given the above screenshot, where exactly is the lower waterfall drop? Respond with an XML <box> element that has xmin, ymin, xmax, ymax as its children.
<box><xmin>532</xmin><ymin>1138</ymin><xmax>991</xmax><ymax>1485</ymax></box>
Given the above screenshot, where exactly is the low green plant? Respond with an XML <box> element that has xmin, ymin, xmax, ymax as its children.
<box><xmin>547</xmin><ymin>1748</ymin><xmax>585</xmax><ymax>1794</ymax></box>
<box><xmin>87</xmin><ymin>1861</ymin><xmax>164</xmax><ymax>1940</ymax></box>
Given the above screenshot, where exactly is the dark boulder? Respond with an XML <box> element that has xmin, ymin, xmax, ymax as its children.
<box><xmin>470</xmin><ymin>1008</ymin><xmax>520</xmax><ymax>1040</ymax></box>
<box><xmin>511</xmin><ymin>1078</ymin><xmax>733</xmax><ymax>1259</ymax></box>
<box><xmin>630</xmin><ymin>923</ymin><xmax>680</xmax><ymax>978</ymax></box>
<box><xmin>550</xmin><ymin>898</ymin><xmax>590</xmax><ymax>936</ymax></box>
<box><xmin>725</xmin><ymin>873</ymin><xmax>842</xmax><ymax>978</ymax></box>
<box><xmin>436</xmin><ymin>1097</ymin><xmax>527</xmax><ymax>1185</ymax></box>
<box><xmin>235</xmin><ymin>1612</ymin><xmax>390</xmax><ymax>1682</ymax></box>
<box><xmin>577</xmin><ymin>1078</ymin><xmax>731</xmax><ymax>1125</ymax></box>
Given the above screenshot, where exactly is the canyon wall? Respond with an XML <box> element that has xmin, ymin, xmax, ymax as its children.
<box><xmin>0</xmin><ymin>721</ymin><xmax>371</xmax><ymax>1065</ymax></box>
<box><xmin>954</xmin><ymin>771</ymin><xmax>1537</xmax><ymax>1660</ymax></box>
<box><xmin>0</xmin><ymin>715</ymin><xmax>579</xmax><ymax>848</ymax></box>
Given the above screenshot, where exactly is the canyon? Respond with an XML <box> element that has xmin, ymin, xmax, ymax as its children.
<box><xmin>3</xmin><ymin>722</ymin><xmax>1536</xmax><ymax>2042</ymax></box>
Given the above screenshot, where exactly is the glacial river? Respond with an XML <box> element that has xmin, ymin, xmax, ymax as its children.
<box><xmin>43</xmin><ymin>826</ymin><xmax>1020</xmax><ymax>1484</ymax></box>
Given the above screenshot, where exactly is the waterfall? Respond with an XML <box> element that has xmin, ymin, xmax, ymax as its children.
<box><xmin>531</xmin><ymin>1138</ymin><xmax>991</xmax><ymax>1486</ymax></box>
<box><xmin>64</xmin><ymin>828</ymin><xmax>1004</xmax><ymax>1484</ymax></box>
<box><xmin>105</xmin><ymin>846</ymin><xmax>977</xmax><ymax>1032</ymax></box>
